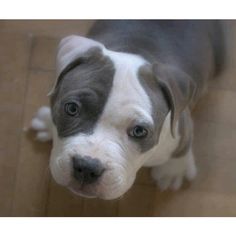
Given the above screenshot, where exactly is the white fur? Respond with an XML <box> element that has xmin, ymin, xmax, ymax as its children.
<box><xmin>31</xmin><ymin>106</ymin><xmax>52</xmax><ymax>142</ymax></box>
<box><xmin>31</xmin><ymin>105</ymin><xmax>197</xmax><ymax>195</ymax></box>
<box><xmin>143</xmin><ymin>112</ymin><xmax>197</xmax><ymax>190</ymax></box>
<box><xmin>48</xmin><ymin>46</ymin><xmax>154</xmax><ymax>199</ymax></box>
<box><xmin>143</xmin><ymin>112</ymin><xmax>180</xmax><ymax>167</ymax></box>
<box><xmin>151</xmin><ymin>148</ymin><xmax>197</xmax><ymax>191</ymax></box>
<box><xmin>31</xmin><ymin>35</ymin><xmax>197</xmax><ymax>199</ymax></box>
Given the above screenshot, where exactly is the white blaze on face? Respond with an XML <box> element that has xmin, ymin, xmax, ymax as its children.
<box><xmin>50</xmin><ymin>36</ymin><xmax>155</xmax><ymax>199</ymax></box>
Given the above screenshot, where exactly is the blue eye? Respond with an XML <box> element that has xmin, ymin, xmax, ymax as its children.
<box><xmin>64</xmin><ymin>102</ymin><xmax>80</xmax><ymax>116</ymax></box>
<box><xmin>129</xmin><ymin>125</ymin><xmax>148</xmax><ymax>138</ymax></box>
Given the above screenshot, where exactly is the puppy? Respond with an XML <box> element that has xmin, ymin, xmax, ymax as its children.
<box><xmin>31</xmin><ymin>20</ymin><xmax>225</xmax><ymax>200</ymax></box>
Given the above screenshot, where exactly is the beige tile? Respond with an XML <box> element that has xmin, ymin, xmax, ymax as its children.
<box><xmin>208</xmin><ymin>21</ymin><xmax>236</xmax><ymax>91</ymax></box>
<box><xmin>118</xmin><ymin>185</ymin><xmax>156</xmax><ymax>216</ymax></box>
<box><xmin>11</xmin><ymin>136</ymin><xmax>51</xmax><ymax>216</ymax></box>
<box><xmin>135</xmin><ymin>167</ymin><xmax>155</xmax><ymax>186</ymax></box>
<box><xmin>11</xmin><ymin>70</ymin><xmax>53</xmax><ymax>216</ymax></box>
<box><xmin>0</xmin><ymin>106</ymin><xmax>24</xmax><ymax>166</ymax></box>
<box><xmin>23</xmin><ymin>70</ymin><xmax>54</xmax><ymax>109</ymax></box>
<box><xmin>1</xmin><ymin>20</ymin><xmax>94</xmax><ymax>38</ymax></box>
<box><xmin>193</xmin><ymin>119</ymin><xmax>236</xmax><ymax>158</ymax></box>
<box><xmin>193</xmin><ymin>88</ymin><xmax>236</xmax><ymax>127</ymax></box>
<box><xmin>0</xmin><ymin>165</ymin><xmax>17</xmax><ymax>216</ymax></box>
<box><xmin>30</xmin><ymin>37</ymin><xmax>59</xmax><ymax>71</ymax></box>
<box><xmin>83</xmin><ymin>198</ymin><xmax>118</xmax><ymax>217</ymax></box>
<box><xmin>189</xmin><ymin>120</ymin><xmax>236</xmax><ymax>194</ymax></box>
<box><xmin>46</xmin><ymin>181</ymin><xmax>84</xmax><ymax>217</ymax></box>
<box><xmin>210</xmin><ymin>69</ymin><xmax>236</xmax><ymax>92</ymax></box>
<box><xmin>0</xmin><ymin>32</ymin><xmax>31</xmax><ymax>216</ymax></box>
<box><xmin>154</xmin><ymin>190</ymin><xmax>236</xmax><ymax>216</ymax></box>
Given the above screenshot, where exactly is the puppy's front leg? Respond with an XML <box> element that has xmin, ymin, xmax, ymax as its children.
<box><xmin>151</xmin><ymin>148</ymin><xmax>197</xmax><ymax>191</ymax></box>
<box><xmin>30</xmin><ymin>106</ymin><xmax>53</xmax><ymax>142</ymax></box>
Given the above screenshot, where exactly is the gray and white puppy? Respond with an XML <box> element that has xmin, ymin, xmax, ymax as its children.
<box><xmin>31</xmin><ymin>20</ymin><xmax>225</xmax><ymax>200</ymax></box>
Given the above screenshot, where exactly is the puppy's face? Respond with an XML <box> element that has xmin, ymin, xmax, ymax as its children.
<box><xmin>49</xmin><ymin>36</ymin><xmax>169</xmax><ymax>199</ymax></box>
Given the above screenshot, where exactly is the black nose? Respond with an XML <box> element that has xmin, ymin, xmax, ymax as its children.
<box><xmin>72</xmin><ymin>155</ymin><xmax>105</xmax><ymax>184</ymax></box>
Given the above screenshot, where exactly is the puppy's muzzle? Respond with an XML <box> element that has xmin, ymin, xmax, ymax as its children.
<box><xmin>72</xmin><ymin>155</ymin><xmax>105</xmax><ymax>184</ymax></box>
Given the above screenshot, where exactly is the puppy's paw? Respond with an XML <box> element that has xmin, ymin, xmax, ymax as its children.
<box><xmin>151</xmin><ymin>150</ymin><xmax>197</xmax><ymax>191</ymax></box>
<box><xmin>30</xmin><ymin>106</ymin><xmax>53</xmax><ymax>142</ymax></box>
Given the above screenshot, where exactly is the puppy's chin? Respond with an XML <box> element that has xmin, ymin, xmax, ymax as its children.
<box><xmin>68</xmin><ymin>186</ymin><xmax>97</xmax><ymax>199</ymax></box>
<box><xmin>68</xmin><ymin>188</ymin><xmax>125</xmax><ymax>200</ymax></box>
<box><xmin>67</xmin><ymin>173</ymin><xmax>136</xmax><ymax>200</ymax></box>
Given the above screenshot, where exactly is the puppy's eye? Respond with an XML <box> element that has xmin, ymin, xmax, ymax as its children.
<box><xmin>64</xmin><ymin>102</ymin><xmax>80</xmax><ymax>116</ymax></box>
<box><xmin>128</xmin><ymin>125</ymin><xmax>148</xmax><ymax>138</ymax></box>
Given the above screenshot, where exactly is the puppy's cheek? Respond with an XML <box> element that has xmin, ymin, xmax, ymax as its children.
<box><xmin>100</xmin><ymin>175</ymin><xmax>136</xmax><ymax>200</ymax></box>
<box><xmin>99</xmin><ymin>164</ymin><xmax>137</xmax><ymax>200</ymax></box>
<box><xmin>49</xmin><ymin>155</ymin><xmax>71</xmax><ymax>186</ymax></box>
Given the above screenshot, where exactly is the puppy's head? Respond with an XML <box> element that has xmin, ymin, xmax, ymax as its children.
<box><xmin>49</xmin><ymin>35</ymin><xmax>194</xmax><ymax>199</ymax></box>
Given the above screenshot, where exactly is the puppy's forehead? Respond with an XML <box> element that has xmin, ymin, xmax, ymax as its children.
<box><xmin>100</xmin><ymin>50</ymin><xmax>152</xmax><ymax>123</ymax></box>
<box><xmin>56</xmin><ymin>35</ymin><xmax>105</xmax><ymax>76</ymax></box>
<box><xmin>51</xmin><ymin>36</ymin><xmax>152</xmax><ymax>138</ymax></box>
<box><xmin>137</xmin><ymin>64</ymin><xmax>170</xmax><ymax>150</ymax></box>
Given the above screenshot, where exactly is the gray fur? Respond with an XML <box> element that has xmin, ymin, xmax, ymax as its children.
<box><xmin>52</xmin><ymin>21</ymin><xmax>225</xmax><ymax>155</ymax></box>
<box><xmin>138</xmin><ymin>64</ymin><xmax>169</xmax><ymax>152</ymax></box>
<box><xmin>89</xmin><ymin>20</ymin><xmax>224</xmax><ymax>105</ymax></box>
<box><xmin>88</xmin><ymin>20</ymin><xmax>225</xmax><ymax>156</ymax></box>
<box><xmin>139</xmin><ymin>63</ymin><xmax>196</xmax><ymax>156</ymax></box>
<box><xmin>172</xmin><ymin>108</ymin><xmax>193</xmax><ymax>157</ymax></box>
<box><xmin>50</xmin><ymin>47</ymin><xmax>115</xmax><ymax>137</ymax></box>
<box><xmin>152</xmin><ymin>62</ymin><xmax>196</xmax><ymax>137</ymax></box>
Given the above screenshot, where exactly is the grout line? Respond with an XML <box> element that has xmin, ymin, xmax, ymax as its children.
<box><xmin>44</xmin><ymin>175</ymin><xmax>53</xmax><ymax>216</ymax></box>
<box><xmin>0</xmin><ymin>29</ymin><xmax>62</xmax><ymax>41</ymax></box>
<box><xmin>29</xmin><ymin>67</ymin><xmax>55</xmax><ymax>73</ymax></box>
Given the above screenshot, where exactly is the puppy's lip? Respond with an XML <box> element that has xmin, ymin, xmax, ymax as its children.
<box><xmin>68</xmin><ymin>183</ymin><xmax>98</xmax><ymax>198</ymax></box>
<box><xmin>69</xmin><ymin>187</ymin><xmax>97</xmax><ymax>198</ymax></box>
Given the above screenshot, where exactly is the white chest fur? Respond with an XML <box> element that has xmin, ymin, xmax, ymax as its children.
<box><xmin>142</xmin><ymin>112</ymin><xmax>180</xmax><ymax>167</ymax></box>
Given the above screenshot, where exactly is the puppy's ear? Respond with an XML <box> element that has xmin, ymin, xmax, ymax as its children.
<box><xmin>152</xmin><ymin>62</ymin><xmax>196</xmax><ymax>137</ymax></box>
<box><xmin>48</xmin><ymin>35</ymin><xmax>104</xmax><ymax>95</ymax></box>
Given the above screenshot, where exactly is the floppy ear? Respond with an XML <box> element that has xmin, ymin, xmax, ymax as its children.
<box><xmin>48</xmin><ymin>35</ymin><xmax>104</xmax><ymax>95</ymax></box>
<box><xmin>152</xmin><ymin>62</ymin><xmax>196</xmax><ymax>138</ymax></box>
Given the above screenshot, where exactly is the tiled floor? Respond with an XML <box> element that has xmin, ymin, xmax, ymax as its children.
<box><xmin>0</xmin><ymin>20</ymin><xmax>236</xmax><ymax>216</ymax></box>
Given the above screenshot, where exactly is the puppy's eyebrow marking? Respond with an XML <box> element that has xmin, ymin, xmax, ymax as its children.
<box><xmin>57</xmin><ymin>57</ymin><xmax>86</xmax><ymax>84</ymax></box>
<box><xmin>136</xmin><ymin>64</ymin><xmax>170</xmax><ymax>151</ymax></box>
<box><xmin>50</xmin><ymin>47</ymin><xmax>115</xmax><ymax>137</ymax></box>
<box><xmin>55</xmin><ymin>47</ymin><xmax>104</xmax><ymax>93</ymax></box>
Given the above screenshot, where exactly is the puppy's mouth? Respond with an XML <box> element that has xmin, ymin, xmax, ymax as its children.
<box><xmin>68</xmin><ymin>181</ymin><xmax>100</xmax><ymax>199</ymax></box>
<box><xmin>57</xmin><ymin>161</ymin><xmax>130</xmax><ymax>200</ymax></box>
<box><xmin>69</xmin><ymin>186</ymin><xmax>97</xmax><ymax>198</ymax></box>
